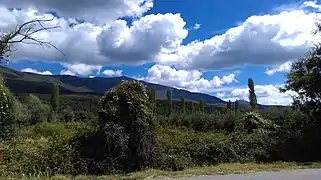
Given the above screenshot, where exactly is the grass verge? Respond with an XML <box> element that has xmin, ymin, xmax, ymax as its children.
<box><xmin>1</xmin><ymin>162</ymin><xmax>321</xmax><ymax>180</ymax></box>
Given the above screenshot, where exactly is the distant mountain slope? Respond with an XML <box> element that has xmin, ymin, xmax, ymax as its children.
<box><xmin>0</xmin><ymin>66</ymin><xmax>225</xmax><ymax>105</ymax></box>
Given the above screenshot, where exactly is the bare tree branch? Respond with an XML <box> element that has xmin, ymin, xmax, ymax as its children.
<box><xmin>0</xmin><ymin>18</ymin><xmax>65</xmax><ymax>62</ymax></box>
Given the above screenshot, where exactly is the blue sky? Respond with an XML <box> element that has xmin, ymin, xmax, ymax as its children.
<box><xmin>1</xmin><ymin>0</ymin><xmax>321</xmax><ymax>105</ymax></box>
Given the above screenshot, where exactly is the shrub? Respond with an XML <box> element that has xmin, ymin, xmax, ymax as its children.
<box><xmin>24</xmin><ymin>94</ymin><xmax>50</xmax><ymax>125</ymax></box>
<box><xmin>0</xmin><ymin>77</ymin><xmax>16</xmax><ymax>140</ymax></box>
<box><xmin>70</xmin><ymin>81</ymin><xmax>162</xmax><ymax>175</ymax></box>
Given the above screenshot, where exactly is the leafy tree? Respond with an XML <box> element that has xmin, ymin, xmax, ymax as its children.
<box><xmin>166</xmin><ymin>89</ymin><xmax>172</xmax><ymax>115</ymax></box>
<box><xmin>0</xmin><ymin>77</ymin><xmax>16</xmax><ymax>140</ymax></box>
<box><xmin>25</xmin><ymin>94</ymin><xmax>51</xmax><ymax>125</ymax></box>
<box><xmin>248</xmin><ymin>78</ymin><xmax>257</xmax><ymax>110</ymax></box>
<box><xmin>61</xmin><ymin>105</ymin><xmax>75</xmax><ymax>122</ymax></box>
<box><xmin>281</xmin><ymin>23</ymin><xmax>321</xmax><ymax>123</ymax></box>
<box><xmin>180</xmin><ymin>96</ymin><xmax>185</xmax><ymax>113</ymax></box>
<box><xmin>147</xmin><ymin>87</ymin><xmax>156</xmax><ymax>113</ymax></box>
<box><xmin>50</xmin><ymin>82</ymin><xmax>60</xmax><ymax>114</ymax></box>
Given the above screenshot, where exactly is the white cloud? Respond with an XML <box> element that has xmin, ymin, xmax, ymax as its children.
<box><xmin>219</xmin><ymin>84</ymin><xmax>296</xmax><ymax>105</ymax></box>
<box><xmin>21</xmin><ymin>68</ymin><xmax>53</xmax><ymax>75</ymax></box>
<box><xmin>216</xmin><ymin>92</ymin><xmax>226</xmax><ymax>98</ymax></box>
<box><xmin>89</xmin><ymin>75</ymin><xmax>95</xmax><ymax>78</ymax></box>
<box><xmin>0</xmin><ymin>7</ymin><xmax>188</xmax><ymax>67</ymax></box>
<box><xmin>0</xmin><ymin>0</ymin><xmax>153</xmax><ymax>24</ymax></box>
<box><xmin>1</xmin><ymin>1</ymin><xmax>321</xmax><ymax>72</ymax></box>
<box><xmin>142</xmin><ymin>64</ymin><xmax>237</xmax><ymax>92</ymax></box>
<box><xmin>102</xmin><ymin>69</ymin><xmax>123</xmax><ymax>77</ymax></box>
<box><xmin>97</xmin><ymin>13</ymin><xmax>188</xmax><ymax>65</ymax></box>
<box><xmin>193</xmin><ymin>23</ymin><xmax>201</xmax><ymax>30</ymax></box>
<box><xmin>60</xmin><ymin>69</ymin><xmax>75</xmax><ymax>76</ymax></box>
<box><xmin>265</xmin><ymin>61</ymin><xmax>292</xmax><ymax>75</ymax></box>
<box><xmin>158</xmin><ymin>8</ymin><xmax>321</xmax><ymax>70</ymax></box>
<box><xmin>61</xmin><ymin>63</ymin><xmax>102</xmax><ymax>76</ymax></box>
<box><xmin>303</xmin><ymin>1</ymin><xmax>321</xmax><ymax>11</ymax></box>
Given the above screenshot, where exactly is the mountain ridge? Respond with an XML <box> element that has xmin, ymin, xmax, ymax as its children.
<box><xmin>0</xmin><ymin>66</ymin><xmax>227</xmax><ymax>105</ymax></box>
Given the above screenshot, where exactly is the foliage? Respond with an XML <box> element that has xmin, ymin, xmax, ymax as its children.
<box><xmin>0</xmin><ymin>77</ymin><xmax>15</xmax><ymax>140</ymax></box>
<box><xmin>24</xmin><ymin>94</ymin><xmax>51</xmax><ymax>125</ymax></box>
<box><xmin>60</xmin><ymin>105</ymin><xmax>75</xmax><ymax>122</ymax></box>
<box><xmin>166</xmin><ymin>89</ymin><xmax>172</xmax><ymax>116</ymax></box>
<box><xmin>81</xmin><ymin>80</ymin><xmax>162</xmax><ymax>173</ymax></box>
<box><xmin>248</xmin><ymin>78</ymin><xmax>257</xmax><ymax>110</ymax></box>
<box><xmin>50</xmin><ymin>82</ymin><xmax>60</xmax><ymax>114</ymax></box>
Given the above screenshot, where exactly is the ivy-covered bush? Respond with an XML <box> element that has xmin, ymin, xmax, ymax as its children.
<box><xmin>71</xmin><ymin>81</ymin><xmax>162</xmax><ymax>175</ymax></box>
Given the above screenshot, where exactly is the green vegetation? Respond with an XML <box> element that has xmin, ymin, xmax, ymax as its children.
<box><xmin>248</xmin><ymin>78</ymin><xmax>257</xmax><ymax>110</ymax></box>
<box><xmin>1</xmin><ymin>19</ymin><xmax>321</xmax><ymax>180</ymax></box>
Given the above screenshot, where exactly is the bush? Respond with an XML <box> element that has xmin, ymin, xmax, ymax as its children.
<box><xmin>69</xmin><ymin>81</ymin><xmax>162</xmax><ymax>175</ymax></box>
<box><xmin>0</xmin><ymin>78</ymin><xmax>16</xmax><ymax>140</ymax></box>
<box><xmin>24</xmin><ymin>94</ymin><xmax>50</xmax><ymax>125</ymax></box>
<box><xmin>2</xmin><ymin>122</ymin><xmax>90</xmax><ymax>175</ymax></box>
<box><xmin>157</xmin><ymin>128</ymin><xmax>238</xmax><ymax>166</ymax></box>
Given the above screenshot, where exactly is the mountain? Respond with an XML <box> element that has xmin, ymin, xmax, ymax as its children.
<box><xmin>0</xmin><ymin>66</ymin><xmax>226</xmax><ymax>105</ymax></box>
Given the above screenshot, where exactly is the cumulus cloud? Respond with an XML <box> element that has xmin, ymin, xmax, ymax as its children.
<box><xmin>142</xmin><ymin>64</ymin><xmax>237</xmax><ymax>92</ymax></box>
<box><xmin>1</xmin><ymin>0</ymin><xmax>320</xmax><ymax>73</ymax></box>
<box><xmin>193</xmin><ymin>23</ymin><xmax>201</xmax><ymax>30</ymax></box>
<box><xmin>218</xmin><ymin>84</ymin><xmax>296</xmax><ymax>105</ymax></box>
<box><xmin>97</xmin><ymin>13</ymin><xmax>188</xmax><ymax>65</ymax></box>
<box><xmin>265</xmin><ymin>61</ymin><xmax>292</xmax><ymax>75</ymax></box>
<box><xmin>102</xmin><ymin>69</ymin><xmax>123</xmax><ymax>77</ymax></box>
<box><xmin>21</xmin><ymin>68</ymin><xmax>53</xmax><ymax>75</ymax></box>
<box><xmin>60</xmin><ymin>63</ymin><xmax>102</xmax><ymax>76</ymax></box>
<box><xmin>0</xmin><ymin>0</ymin><xmax>153</xmax><ymax>24</ymax></box>
<box><xmin>159</xmin><ymin>9</ymin><xmax>321</xmax><ymax>70</ymax></box>
<box><xmin>0</xmin><ymin>7</ymin><xmax>188</xmax><ymax>67</ymax></box>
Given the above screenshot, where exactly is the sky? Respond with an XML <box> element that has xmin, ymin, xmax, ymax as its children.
<box><xmin>1</xmin><ymin>0</ymin><xmax>321</xmax><ymax>105</ymax></box>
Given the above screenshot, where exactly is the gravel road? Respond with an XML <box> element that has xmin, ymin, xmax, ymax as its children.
<box><xmin>176</xmin><ymin>169</ymin><xmax>321</xmax><ymax>180</ymax></box>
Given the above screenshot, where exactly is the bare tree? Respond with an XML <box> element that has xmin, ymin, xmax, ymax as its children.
<box><xmin>0</xmin><ymin>18</ymin><xmax>64</xmax><ymax>63</ymax></box>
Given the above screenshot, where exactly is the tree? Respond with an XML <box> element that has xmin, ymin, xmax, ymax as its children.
<box><xmin>166</xmin><ymin>89</ymin><xmax>172</xmax><ymax>115</ymax></box>
<box><xmin>147</xmin><ymin>87</ymin><xmax>156</xmax><ymax>113</ymax></box>
<box><xmin>50</xmin><ymin>82</ymin><xmax>60</xmax><ymax>114</ymax></box>
<box><xmin>199</xmin><ymin>99</ymin><xmax>204</xmax><ymax>112</ymax></box>
<box><xmin>281</xmin><ymin>26</ymin><xmax>321</xmax><ymax>121</ymax></box>
<box><xmin>248</xmin><ymin>78</ymin><xmax>257</xmax><ymax>110</ymax></box>
<box><xmin>227</xmin><ymin>100</ymin><xmax>232</xmax><ymax>110</ymax></box>
<box><xmin>180</xmin><ymin>96</ymin><xmax>185</xmax><ymax>113</ymax></box>
<box><xmin>61</xmin><ymin>105</ymin><xmax>75</xmax><ymax>122</ymax></box>
<box><xmin>0</xmin><ymin>19</ymin><xmax>63</xmax><ymax>62</ymax></box>
<box><xmin>0</xmin><ymin>77</ymin><xmax>15</xmax><ymax>140</ymax></box>
<box><xmin>25</xmin><ymin>94</ymin><xmax>51</xmax><ymax>125</ymax></box>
